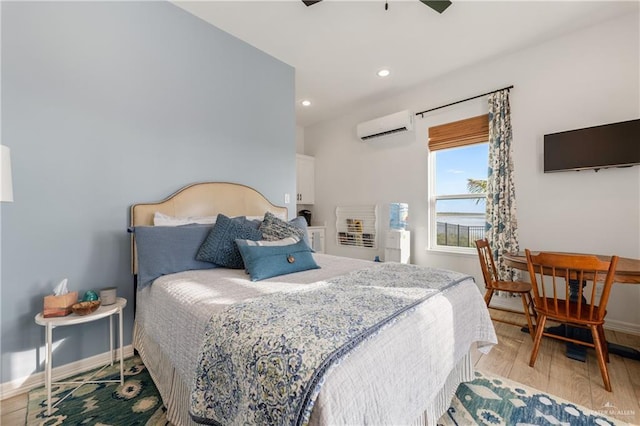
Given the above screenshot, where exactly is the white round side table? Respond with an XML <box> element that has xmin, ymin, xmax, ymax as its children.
<box><xmin>35</xmin><ymin>297</ymin><xmax>127</xmax><ymax>415</ymax></box>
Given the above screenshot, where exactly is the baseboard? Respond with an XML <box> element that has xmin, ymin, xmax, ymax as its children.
<box><xmin>489</xmin><ymin>297</ymin><xmax>640</xmax><ymax>336</ymax></box>
<box><xmin>488</xmin><ymin>295</ymin><xmax>528</xmax><ymax>313</ymax></box>
<box><xmin>603</xmin><ymin>319</ymin><xmax>640</xmax><ymax>336</ymax></box>
<box><xmin>0</xmin><ymin>345</ymin><xmax>134</xmax><ymax>400</ymax></box>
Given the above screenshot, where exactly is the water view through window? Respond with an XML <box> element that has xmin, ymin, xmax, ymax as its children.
<box><xmin>433</xmin><ymin>143</ymin><xmax>488</xmax><ymax>248</ymax></box>
<box><xmin>436</xmin><ymin>205</ymin><xmax>486</xmax><ymax>247</ymax></box>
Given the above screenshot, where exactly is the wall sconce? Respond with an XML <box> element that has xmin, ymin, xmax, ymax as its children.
<box><xmin>1</xmin><ymin>145</ymin><xmax>14</xmax><ymax>202</ymax></box>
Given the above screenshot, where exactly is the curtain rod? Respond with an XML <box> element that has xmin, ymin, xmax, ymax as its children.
<box><xmin>415</xmin><ymin>85</ymin><xmax>514</xmax><ymax>118</ymax></box>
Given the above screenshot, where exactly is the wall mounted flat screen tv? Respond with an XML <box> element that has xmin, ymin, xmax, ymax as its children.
<box><xmin>544</xmin><ymin>118</ymin><xmax>639</xmax><ymax>172</ymax></box>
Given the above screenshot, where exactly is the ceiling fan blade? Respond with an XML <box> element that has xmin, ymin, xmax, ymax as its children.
<box><xmin>419</xmin><ymin>0</ymin><xmax>452</xmax><ymax>14</ymax></box>
<box><xmin>302</xmin><ymin>0</ymin><xmax>322</xmax><ymax>6</ymax></box>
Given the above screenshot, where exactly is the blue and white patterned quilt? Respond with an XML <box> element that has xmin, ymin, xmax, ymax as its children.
<box><xmin>189</xmin><ymin>262</ymin><xmax>471</xmax><ymax>425</ymax></box>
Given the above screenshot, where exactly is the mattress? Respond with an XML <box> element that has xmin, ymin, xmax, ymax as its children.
<box><xmin>134</xmin><ymin>254</ymin><xmax>497</xmax><ymax>425</ymax></box>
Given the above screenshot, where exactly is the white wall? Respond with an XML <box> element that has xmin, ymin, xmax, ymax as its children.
<box><xmin>305</xmin><ymin>13</ymin><xmax>640</xmax><ymax>332</ymax></box>
<box><xmin>296</xmin><ymin>125</ymin><xmax>305</xmax><ymax>153</ymax></box>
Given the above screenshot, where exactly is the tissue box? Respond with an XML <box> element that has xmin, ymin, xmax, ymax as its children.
<box><xmin>43</xmin><ymin>291</ymin><xmax>78</xmax><ymax>318</ymax></box>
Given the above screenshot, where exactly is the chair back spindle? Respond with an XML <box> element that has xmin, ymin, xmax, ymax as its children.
<box><xmin>476</xmin><ymin>238</ymin><xmax>499</xmax><ymax>289</ymax></box>
<box><xmin>526</xmin><ymin>251</ymin><xmax>618</xmax><ymax>323</ymax></box>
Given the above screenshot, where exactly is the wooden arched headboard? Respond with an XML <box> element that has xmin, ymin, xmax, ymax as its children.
<box><xmin>130</xmin><ymin>182</ymin><xmax>288</xmax><ymax>274</ymax></box>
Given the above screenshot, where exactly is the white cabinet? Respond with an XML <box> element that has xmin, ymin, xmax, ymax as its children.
<box><xmin>296</xmin><ymin>154</ymin><xmax>315</xmax><ymax>204</ymax></box>
<box><xmin>307</xmin><ymin>226</ymin><xmax>325</xmax><ymax>253</ymax></box>
<box><xmin>384</xmin><ymin>230</ymin><xmax>410</xmax><ymax>263</ymax></box>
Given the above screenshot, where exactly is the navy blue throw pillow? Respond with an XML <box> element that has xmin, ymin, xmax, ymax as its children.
<box><xmin>196</xmin><ymin>214</ymin><xmax>263</xmax><ymax>269</ymax></box>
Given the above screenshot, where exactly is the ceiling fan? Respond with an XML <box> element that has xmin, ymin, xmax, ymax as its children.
<box><xmin>302</xmin><ymin>0</ymin><xmax>452</xmax><ymax>14</ymax></box>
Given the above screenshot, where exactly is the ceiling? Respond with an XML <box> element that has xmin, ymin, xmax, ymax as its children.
<box><xmin>174</xmin><ymin>1</ymin><xmax>636</xmax><ymax>127</ymax></box>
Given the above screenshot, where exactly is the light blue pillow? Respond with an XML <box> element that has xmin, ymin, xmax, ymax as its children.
<box><xmin>133</xmin><ymin>225</ymin><xmax>218</xmax><ymax>289</ymax></box>
<box><xmin>235</xmin><ymin>238</ymin><xmax>320</xmax><ymax>281</ymax></box>
<box><xmin>289</xmin><ymin>216</ymin><xmax>313</xmax><ymax>251</ymax></box>
<box><xmin>196</xmin><ymin>214</ymin><xmax>263</xmax><ymax>269</ymax></box>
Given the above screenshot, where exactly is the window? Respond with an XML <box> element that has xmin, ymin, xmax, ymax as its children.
<box><xmin>428</xmin><ymin>114</ymin><xmax>489</xmax><ymax>252</ymax></box>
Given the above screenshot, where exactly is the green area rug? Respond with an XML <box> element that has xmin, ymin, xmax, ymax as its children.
<box><xmin>27</xmin><ymin>356</ymin><xmax>168</xmax><ymax>425</ymax></box>
<box><xmin>438</xmin><ymin>370</ymin><xmax>628</xmax><ymax>426</ymax></box>
<box><xmin>28</xmin><ymin>357</ymin><xmax>626</xmax><ymax>425</ymax></box>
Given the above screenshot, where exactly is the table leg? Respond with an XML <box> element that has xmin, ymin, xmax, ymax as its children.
<box><xmin>45</xmin><ymin>324</ymin><xmax>52</xmax><ymax>416</ymax></box>
<box><xmin>109</xmin><ymin>314</ymin><xmax>114</xmax><ymax>366</ymax></box>
<box><xmin>557</xmin><ymin>279</ymin><xmax>640</xmax><ymax>361</ymax></box>
<box><xmin>608</xmin><ymin>343</ymin><xmax>640</xmax><ymax>360</ymax></box>
<box><xmin>119</xmin><ymin>308</ymin><xmax>124</xmax><ymax>384</ymax></box>
<box><xmin>536</xmin><ymin>274</ymin><xmax>640</xmax><ymax>361</ymax></box>
<box><xmin>564</xmin><ymin>278</ymin><xmax>588</xmax><ymax>361</ymax></box>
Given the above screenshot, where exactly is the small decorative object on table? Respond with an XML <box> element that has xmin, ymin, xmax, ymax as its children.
<box><xmin>82</xmin><ymin>290</ymin><xmax>99</xmax><ymax>302</ymax></box>
<box><xmin>99</xmin><ymin>287</ymin><xmax>117</xmax><ymax>305</ymax></box>
<box><xmin>43</xmin><ymin>292</ymin><xmax>78</xmax><ymax>318</ymax></box>
<box><xmin>43</xmin><ymin>278</ymin><xmax>78</xmax><ymax>318</ymax></box>
<box><xmin>71</xmin><ymin>300</ymin><xmax>101</xmax><ymax>316</ymax></box>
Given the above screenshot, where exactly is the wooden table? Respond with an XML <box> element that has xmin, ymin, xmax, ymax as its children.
<box><xmin>503</xmin><ymin>252</ymin><xmax>640</xmax><ymax>361</ymax></box>
<box><xmin>503</xmin><ymin>252</ymin><xmax>640</xmax><ymax>284</ymax></box>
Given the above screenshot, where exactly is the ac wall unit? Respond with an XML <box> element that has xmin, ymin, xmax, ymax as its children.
<box><xmin>357</xmin><ymin>110</ymin><xmax>414</xmax><ymax>141</ymax></box>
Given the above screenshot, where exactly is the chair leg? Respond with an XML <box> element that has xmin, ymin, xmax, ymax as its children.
<box><xmin>591</xmin><ymin>325</ymin><xmax>612</xmax><ymax>392</ymax></box>
<box><xmin>529</xmin><ymin>315</ymin><xmax>547</xmax><ymax>368</ymax></box>
<box><xmin>484</xmin><ymin>288</ymin><xmax>495</xmax><ymax>306</ymax></box>
<box><xmin>520</xmin><ymin>294</ymin><xmax>535</xmax><ymax>340</ymax></box>
<box><xmin>525</xmin><ymin>292</ymin><xmax>537</xmax><ymax>323</ymax></box>
<box><xmin>597</xmin><ymin>324</ymin><xmax>610</xmax><ymax>363</ymax></box>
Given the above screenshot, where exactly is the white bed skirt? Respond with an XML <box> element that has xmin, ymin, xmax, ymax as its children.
<box><xmin>133</xmin><ymin>320</ymin><xmax>475</xmax><ymax>426</ymax></box>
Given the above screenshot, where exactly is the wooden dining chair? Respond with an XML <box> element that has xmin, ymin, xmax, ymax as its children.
<box><xmin>475</xmin><ymin>239</ymin><xmax>536</xmax><ymax>340</ymax></box>
<box><xmin>525</xmin><ymin>249</ymin><xmax>619</xmax><ymax>392</ymax></box>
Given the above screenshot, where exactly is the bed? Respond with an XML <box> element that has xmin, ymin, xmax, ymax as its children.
<box><xmin>130</xmin><ymin>182</ymin><xmax>497</xmax><ymax>426</ymax></box>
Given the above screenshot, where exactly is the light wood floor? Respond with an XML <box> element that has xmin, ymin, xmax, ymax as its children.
<box><xmin>2</xmin><ymin>311</ymin><xmax>639</xmax><ymax>425</ymax></box>
<box><xmin>474</xmin><ymin>310</ymin><xmax>640</xmax><ymax>425</ymax></box>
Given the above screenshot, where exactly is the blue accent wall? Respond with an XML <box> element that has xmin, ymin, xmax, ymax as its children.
<box><xmin>1</xmin><ymin>1</ymin><xmax>295</xmax><ymax>383</ymax></box>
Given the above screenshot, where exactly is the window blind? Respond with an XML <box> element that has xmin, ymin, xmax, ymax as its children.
<box><xmin>428</xmin><ymin>114</ymin><xmax>489</xmax><ymax>151</ymax></box>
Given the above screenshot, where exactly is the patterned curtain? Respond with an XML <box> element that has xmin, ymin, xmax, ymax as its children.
<box><xmin>486</xmin><ymin>89</ymin><xmax>519</xmax><ymax>281</ymax></box>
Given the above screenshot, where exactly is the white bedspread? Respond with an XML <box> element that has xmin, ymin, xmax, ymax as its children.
<box><xmin>135</xmin><ymin>254</ymin><xmax>497</xmax><ymax>425</ymax></box>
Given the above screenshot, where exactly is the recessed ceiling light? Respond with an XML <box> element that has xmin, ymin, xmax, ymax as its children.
<box><xmin>377</xmin><ymin>69</ymin><xmax>390</xmax><ymax>78</ymax></box>
<box><xmin>301</xmin><ymin>100</ymin><xmax>312</xmax><ymax>107</ymax></box>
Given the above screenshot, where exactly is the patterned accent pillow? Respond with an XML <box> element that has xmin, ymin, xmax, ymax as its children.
<box><xmin>235</xmin><ymin>238</ymin><xmax>319</xmax><ymax>281</ymax></box>
<box><xmin>196</xmin><ymin>214</ymin><xmax>263</xmax><ymax>269</ymax></box>
<box><xmin>259</xmin><ymin>212</ymin><xmax>309</xmax><ymax>247</ymax></box>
